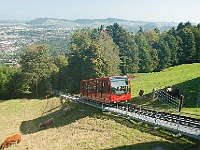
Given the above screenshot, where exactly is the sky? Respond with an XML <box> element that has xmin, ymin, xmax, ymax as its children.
<box><xmin>0</xmin><ymin>0</ymin><xmax>199</xmax><ymax>23</ymax></box>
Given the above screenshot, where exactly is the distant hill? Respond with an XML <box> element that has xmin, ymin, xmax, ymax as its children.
<box><xmin>73</xmin><ymin>18</ymin><xmax>128</xmax><ymax>24</ymax></box>
<box><xmin>25</xmin><ymin>17</ymin><xmax>179</xmax><ymax>33</ymax></box>
<box><xmin>26</xmin><ymin>17</ymin><xmax>73</xmax><ymax>25</ymax></box>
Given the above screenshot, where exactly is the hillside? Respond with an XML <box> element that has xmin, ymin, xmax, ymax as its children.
<box><xmin>0</xmin><ymin>98</ymin><xmax>198</xmax><ymax>150</ymax></box>
<box><xmin>0</xmin><ymin>63</ymin><xmax>199</xmax><ymax>150</ymax></box>
<box><xmin>130</xmin><ymin>63</ymin><xmax>200</xmax><ymax>113</ymax></box>
<box><xmin>25</xmin><ymin>17</ymin><xmax>179</xmax><ymax>33</ymax></box>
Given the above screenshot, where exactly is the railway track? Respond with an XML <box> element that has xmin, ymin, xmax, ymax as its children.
<box><xmin>59</xmin><ymin>92</ymin><xmax>200</xmax><ymax>141</ymax></box>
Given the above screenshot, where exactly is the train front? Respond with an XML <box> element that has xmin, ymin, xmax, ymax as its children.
<box><xmin>110</xmin><ymin>76</ymin><xmax>131</xmax><ymax>103</ymax></box>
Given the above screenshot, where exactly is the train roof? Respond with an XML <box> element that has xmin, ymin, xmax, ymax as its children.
<box><xmin>109</xmin><ymin>76</ymin><xmax>128</xmax><ymax>79</ymax></box>
<box><xmin>81</xmin><ymin>76</ymin><xmax>129</xmax><ymax>82</ymax></box>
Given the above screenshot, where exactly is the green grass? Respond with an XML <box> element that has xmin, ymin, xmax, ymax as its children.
<box><xmin>130</xmin><ymin>63</ymin><xmax>200</xmax><ymax>114</ymax></box>
<box><xmin>0</xmin><ymin>63</ymin><xmax>200</xmax><ymax>150</ymax></box>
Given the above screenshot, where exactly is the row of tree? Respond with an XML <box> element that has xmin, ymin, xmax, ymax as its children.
<box><xmin>0</xmin><ymin>22</ymin><xmax>199</xmax><ymax>99</ymax></box>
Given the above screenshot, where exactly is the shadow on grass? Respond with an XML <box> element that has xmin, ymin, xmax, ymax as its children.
<box><xmin>19</xmin><ymin>98</ymin><xmax>198</xmax><ymax>149</ymax></box>
<box><xmin>0</xmin><ymin>100</ymin><xmax>7</xmax><ymax>103</ymax></box>
<box><xmin>100</xmin><ymin>112</ymin><xmax>199</xmax><ymax>150</ymax></box>
<box><xmin>103</xmin><ymin>141</ymin><xmax>199</xmax><ymax>150</ymax></box>
<box><xmin>132</xmin><ymin>77</ymin><xmax>200</xmax><ymax>109</ymax></box>
<box><xmin>20</xmin><ymin>100</ymin><xmax>102</xmax><ymax>134</ymax></box>
<box><xmin>176</xmin><ymin>77</ymin><xmax>200</xmax><ymax>108</ymax></box>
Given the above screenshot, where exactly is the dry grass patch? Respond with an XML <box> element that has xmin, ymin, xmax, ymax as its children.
<box><xmin>0</xmin><ymin>98</ymin><xmax>198</xmax><ymax>150</ymax></box>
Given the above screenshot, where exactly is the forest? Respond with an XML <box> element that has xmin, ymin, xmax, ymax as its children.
<box><xmin>0</xmin><ymin>21</ymin><xmax>199</xmax><ymax>99</ymax></box>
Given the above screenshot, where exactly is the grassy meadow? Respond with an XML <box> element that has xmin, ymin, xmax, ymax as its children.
<box><xmin>130</xmin><ymin>63</ymin><xmax>200</xmax><ymax>114</ymax></box>
<box><xmin>0</xmin><ymin>63</ymin><xmax>200</xmax><ymax>150</ymax></box>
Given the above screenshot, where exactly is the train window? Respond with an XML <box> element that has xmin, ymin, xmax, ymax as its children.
<box><xmin>100</xmin><ymin>80</ymin><xmax>109</xmax><ymax>93</ymax></box>
<box><xmin>96</xmin><ymin>80</ymin><xmax>100</xmax><ymax>92</ymax></box>
<box><xmin>91</xmin><ymin>81</ymin><xmax>96</xmax><ymax>92</ymax></box>
<box><xmin>82</xmin><ymin>82</ymin><xmax>87</xmax><ymax>92</ymax></box>
<box><xmin>86</xmin><ymin>82</ymin><xmax>88</xmax><ymax>92</ymax></box>
<box><xmin>102</xmin><ymin>80</ymin><xmax>105</xmax><ymax>93</ymax></box>
<box><xmin>99</xmin><ymin>81</ymin><xmax>102</xmax><ymax>92</ymax></box>
<box><xmin>110</xmin><ymin>77</ymin><xmax>128</xmax><ymax>87</ymax></box>
<box><xmin>108</xmin><ymin>82</ymin><xmax>110</xmax><ymax>93</ymax></box>
<box><xmin>94</xmin><ymin>80</ymin><xmax>97</xmax><ymax>92</ymax></box>
<box><xmin>104</xmin><ymin>80</ymin><xmax>110</xmax><ymax>93</ymax></box>
<box><xmin>90</xmin><ymin>81</ymin><xmax>93</xmax><ymax>92</ymax></box>
<box><xmin>112</xmin><ymin>86</ymin><xmax>128</xmax><ymax>95</ymax></box>
<box><xmin>88</xmin><ymin>83</ymin><xmax>90</xmax><ymax>92</ymax></box>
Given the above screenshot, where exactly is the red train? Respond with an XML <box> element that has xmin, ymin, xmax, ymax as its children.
<box><xmin>80</xmin><ymin>76</ymin><xmax>131</xmax><ymax>103</ymax></box>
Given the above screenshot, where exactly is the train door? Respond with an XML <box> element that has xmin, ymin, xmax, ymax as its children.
<box><xmin>102</xmin><ymin>80</ymin><xmax>110</xmax><ymax>103</ymax></box>
<box><xmin>87</xmin><ymin>81</ymin><xmax>90</xmax><ymax>99</ymax></box>
<box><xmin>89</xmin><ymin>80</ymin><xmax>95</xmax><ymax>100</ymax></box>
<box><xmin>101</xmin><ymin>80</ymin><xmax>103</xmax><ymax>100</ymax></box>
<box><xmin>91</xmin><ymin>80</ymin><xmax>97</xmax><ymax>101</ymax></box>
<box><xmin>94</xmin><ymin>80</ymin><xmax>97</xmax><ymax>100</ymax></box>
<box><xmin>96</xmin><ymin>80</ymin><xmax>102</xmax><ymax>101</ymax></box>
<box><xmin>81</xmin><ymin>81</ymin><xmax>87</xmax><ymax>99</ymax></box>
<box><xmin>95</xmin><ymin>79</ymin><xmax>110</xmax><ymax>103</ymax></box>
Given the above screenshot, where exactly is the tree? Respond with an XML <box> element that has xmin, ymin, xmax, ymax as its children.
<box><xmin>67</xmin><ymin>29</ymin><xmax>92</xmax><ymax>93</ymax></box>
<box><xmin>185</xmin><ymin>24</ymin><xmax>200</xmax><ymax>62</ymax></box>
<box><xmin>6</xmin><ymin>67</ymin><xmax>23</xmax><ymax>98</ymax></box>
<box><xmin>142</xmin><ymin>30</ymin><xmax>160</xmax><ymax>71</ymax></box>
<box><xmin>154</xmin><ymin>27</ymin><xmax>160</xmax><ymax>34</ymax></box>
<box><xmin>153</xmin><ymin>39</ymin><xmax>171</xmax><ymax>70</ymax></box>
<box><xmin>184</xmin><ymin>21</ymin><xmax>192</xmax><ymax>28</ymax></box>
<box><xmin>67</xmin><ymin>28</ymin><xmax>121</xmax><ymax>93</ymax></box>
<box><xmin>143</xmin><ymin>30</ymin><xmax>159</xmax><ymax>47</ymax></box>
<box><xmin>162</xmin><ymin>33</ymin><xmax>179</xmax><ymax>66</ymax></box>
<box><xmin>0</xmin><ymin>66</ymin><xmax>22</xmax><ymax>99</ymax></box>
<box><xmin>107</xmin><ymin>23</ymin><xmax>139</xmax><ymax>74</ymax></box>
<box><xmin>98</xmin><ymin>31</ymin><xmax>121</xmax><ymax>76</ymax></box>
<box><xmin>0</xmin><ymin>66</ymin><xmax>10</xmax><ymax>98</ymax></box>
<box><xmin>138</xmin><ymin>26</ymin><xmax>144</xmax><ymax>34</ymax></box>
<box><xmin>134</xmin><ymin>34</ymin><xmax>153</xmax><ymax>72</ymax></box>
<box><xmin>20</xmin><ymin>44</ymin><xmax>57</xmax><ymax>98</ymax></box>
<box><xmin>193</xmin><ymin>28</ymin><xmax>200</xmax><ymax>62</ymax></box>
<box><xmin>150</xmin><ymin>49</ymin><xmax>158</xmax><ymax>71</ymax></box>
<box><xmin>50</xmin><ymin>55</ymin><xmax>68</xmax><ymax>91</ymax></box>
<box><xmin>197</xmin><ymin>23</ymin><xmax>200</xmax><ymax>29</ymax></box>
<box><xmin>177</xmin><ymin>22</ymin><xmax>185</xmax><ymax>31</ymax></box>
<box><xmin>178</xmin><ymin>28</ymin><xmax>196</xmax><ymax>63</ymax></box>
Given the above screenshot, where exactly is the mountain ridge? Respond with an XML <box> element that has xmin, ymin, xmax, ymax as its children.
<box><xmin>26</xmin><ymin>17</ymin><xmax>178</xmax><ymax>24</ymax></box>
<box><xmin>25</xmin><ymin>17</ymin><xmax>179</xmax><ymax>33</ymax></box>
<box><xmin>0</xmin><ymin>17</ymin><xmax>181</xmax><ymax>33</ymax></box>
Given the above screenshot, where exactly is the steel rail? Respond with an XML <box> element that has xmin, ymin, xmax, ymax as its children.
<box><xmin>58</xmin><ymin>92</ymin><xmax>200</xmax><ymax>141</ymax></box>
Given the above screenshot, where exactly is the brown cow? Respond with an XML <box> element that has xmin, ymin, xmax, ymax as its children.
<box><xmin>166</xmin><ymin>86</ymin><xmax>180</xmax><ymax>98</ymax></box>
<box><xmin>139</xmin><ymin>90</ymin><xmax>144</xmax><ymax>97</ymax></box>
<box><xmin>166</xmin><ymin>86</ymin><xmax>173</xmax><ymax>92</ymax></box>
<box><xmin>1</xmin><ymin>133</ymin><xmax>21</xmax><ymax>149</ymax></box>
<box><xmin>167</xmin><ymin>88</ymin><xmax>180</xmax><ymax>98</ymax></box>
<box><xmin>39</xmin><ymin>118</ymin><xmax>54</xmax><ymax>128</ymax></box>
